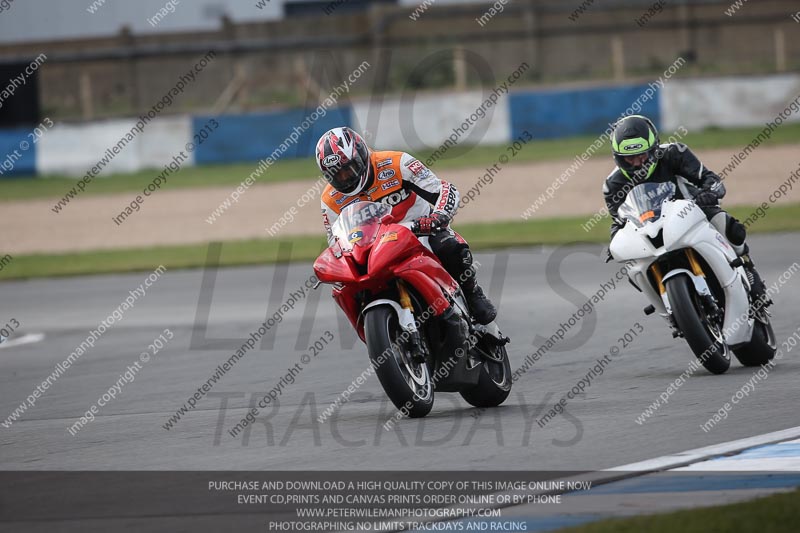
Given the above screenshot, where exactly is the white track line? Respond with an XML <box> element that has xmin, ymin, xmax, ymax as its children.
<box><xmin>0</xmin><ymin>333</ymin><xmax>45</xmax><ymax>350</ymax></box>
<box><xmin>379</xmin><ymin>426</ymin><xmax>800</xmax><ymax>533</ymax></box>
<box><xmin>606</xmin><ymin>425</ymin><xmax>800</xmax><ymax>472</ymax></box>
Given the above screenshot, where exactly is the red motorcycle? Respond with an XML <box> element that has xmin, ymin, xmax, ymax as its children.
<box><xmin>313</xmin><ymin>201</ymin><xmax>511</xmax><ymax>418</ymax></box>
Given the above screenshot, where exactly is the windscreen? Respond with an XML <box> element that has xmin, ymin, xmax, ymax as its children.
<box><xmin>329</xmin><ymin>201</ymin><xmax>391</xmax><ymax>252</ymax></box>
<box><xmin>617</xmin><ymin>181</ymin><xmax>676</xmax><ymax>228</ymax></box>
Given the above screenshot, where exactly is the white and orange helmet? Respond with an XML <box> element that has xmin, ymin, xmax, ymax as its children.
<box><xmin>316</xmin><ymin>127</ymin><xmax>371</xmax><ymax>196</ymax></box>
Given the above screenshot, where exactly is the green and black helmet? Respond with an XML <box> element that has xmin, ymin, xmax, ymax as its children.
<box><xmin>611</xmin><ymin>115</ymin><xmax>660</xmax><ymax>180</ymax></box>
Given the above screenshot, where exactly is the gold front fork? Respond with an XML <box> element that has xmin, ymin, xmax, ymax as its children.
<box><xmin>650</xmin><ymin>249</ymin><xmax>704</xmax><ymax>295</ymax></box>
<box><xmin>686</xmin><ymin>249</ymin><xmax>705</xmax><ymax>277</ymax></box>
<box><xmin>650</xmin><ymin>263</ymin><xmax>666</xmax><ymax>294</ymax></box>
<box><xmin>397</xmin><ymin>280</ymin><xmax>414</xmax><ymax>311</ymax></box>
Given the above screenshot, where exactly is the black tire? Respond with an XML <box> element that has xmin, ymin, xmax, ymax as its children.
<box><xmin>665</xmin><ymin>274</ymin><xmax>730</xmax><ymax>375</ymax></box>
<box><xmin>364</xmin><ymin>305</ymin><xmax>433</xmax><ymax>418</ymax></box>
<box><xmin>733</xmin><ymin>313</ymin><xmax>777</xmax><ymax>366</ymax></box>
<box><xmin>460</xmin><ymin>343</ymin><xmax>512</xmax><ymax>408</ymax></box>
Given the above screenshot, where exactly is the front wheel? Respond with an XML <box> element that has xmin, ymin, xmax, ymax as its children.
<box><xmin>364</xmin><ymin>306</ymin><xmax>433</xmax><ymax>418</ymax></box>
<box><xmin>665</xmin><ymin>275</ymin><xmax>730</xmax><ymax>375</ymax></box>
<box><xmin>460</xmin><ymin>342</ymin><xmax>512</xmax><ymax>408</ymax></box>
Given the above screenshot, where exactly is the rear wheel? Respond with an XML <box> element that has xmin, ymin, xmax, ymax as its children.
<box><xmin>364</xmin><ymin>306</ymin><xmax>433</xmax><ymax>418</ymax></box>
<box><xmin>733</xmin><ymin>308</ymin><xmax>777</xmax><ymax>366</ymax></box>
<box><xmin>665</xmin><ymin>275</ymin><xmax>730</xmax><ymax>375</ymax></box>
<box><xmin>460</xmin><ymin>341</ymin><xmax>512</xmax><ymax>408</ymax></box>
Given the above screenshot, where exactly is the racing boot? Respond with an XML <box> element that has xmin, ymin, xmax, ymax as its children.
<box><xmin>462</xmin><ymin>279</ymin><xmax>497</xmax><ymax>325</ymax></box>
<box><xmin>714</xmin><ymin>214</ymin><xmax>770</xmax><ymax>309</ymax></box>
<box><xmin>740</xmin><ymin>244</ymin><xmax>770</xmax><ymax>308</ymax></box>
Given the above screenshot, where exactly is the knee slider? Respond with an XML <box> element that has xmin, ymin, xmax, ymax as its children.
<box><xmin>459</xmin><ymin>247</ymin><xmax>473</xmax><ymax>268</ymax></box>
<box><xmin>726</xmin><ymin>217</ymin><xmax>747</xmax><ymax>246</ymax></box>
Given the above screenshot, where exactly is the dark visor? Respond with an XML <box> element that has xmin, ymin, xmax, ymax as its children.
<box><xmin>326</xmin><ymin>161</ymin><xmax>361</xmax><ymax>191</ymax></box>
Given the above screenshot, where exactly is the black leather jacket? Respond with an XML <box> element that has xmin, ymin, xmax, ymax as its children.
<box><xmin>603</xmin><ymin>142</ymin><xmax>725</xmax><ymax>235</ymax></box>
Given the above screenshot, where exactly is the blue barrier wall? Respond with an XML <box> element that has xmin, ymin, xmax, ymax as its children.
<box><xmin>192</xmin><ymin>106</ymin><xmax>352</xmax><ymax>165</ymax></box>
<box><xmin>15</xmin><ymin>74</ymin><xmax>788</xmax><ymax>176</ymax></box>
<box><xmin>0</xmin><ymin>129</ymin><xmax>36</xmax><ymax>177</ymax></box>
<box><xmin>509</xmin><ymin>84</ymin><xmax>661</xmax><ymax>141</ymax></box>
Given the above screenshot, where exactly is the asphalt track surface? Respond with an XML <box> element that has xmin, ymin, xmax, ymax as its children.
<box><xmin>2</xmin><ymin>233</ymin><xmax>800</xmax><ymax>471</ymax></box>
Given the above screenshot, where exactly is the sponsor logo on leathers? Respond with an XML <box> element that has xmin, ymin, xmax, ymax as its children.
<box><xmin>381</xmin><ymin>188</ymin><xmax>411</xmax><ymax>207</ymax></box>
<box><xmin>378</xmin><ymin>169</ymin><xmax>396</xmax><ymax>180</ymax></box>
<box><xmin>406</xmin><ymin>159</ymin><xmax>425</xmax><ymax>175</ymax></box>
<box><xmin>381</xmin><ymin>179</ymin><xmax>400</xmax><ymax>190</ymax></box>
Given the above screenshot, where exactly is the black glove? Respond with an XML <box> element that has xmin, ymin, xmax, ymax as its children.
<box><xmin>412</xmin><ymin>212</ymin><xmax>449</xmax><ymax>235</ymax></box>
<box><xmin>695</xmin><ymin>189</ymin><xmax>719</xmax><ymax>207</ymax></box>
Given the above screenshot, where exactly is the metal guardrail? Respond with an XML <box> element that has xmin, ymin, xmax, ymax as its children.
<box><xmin>0</xmin><ymin>0</ymin><xmax>793</xmax><ymax>65</ymax></box>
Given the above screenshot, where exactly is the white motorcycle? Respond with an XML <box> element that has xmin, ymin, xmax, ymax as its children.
<box><xmin>610</xmin><ymin>182</ymin><xmax>776</xmax><ymax>374</ymax></box>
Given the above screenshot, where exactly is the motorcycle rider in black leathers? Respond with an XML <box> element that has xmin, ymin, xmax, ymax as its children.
<box><xmin>603</xmin><ymin>115</ymin><xmax>768</xmax><ymax>303</ymax></box>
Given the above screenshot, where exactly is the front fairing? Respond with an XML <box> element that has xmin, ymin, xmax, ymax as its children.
<box><xmin>367</xmin><ymin>224</ymin><xmax>431</xmax><ymax>278</ymax></box>
<box><xmin>611</xmin><ymin>181</ymin><xmax>676</xmax><ymax>260</ymax></box>
<box><xmin>610</xmin><ymin>223</ymin><xmax>660</xmax><ymax>261</ymax></box>
<box><xmin>316</xmin><ymin>201</ymin><xmax>393</xmax><ymax>284</ymax></box>
<box><xmin>313</xmin><ymin>247</ymin><xmax>360</xmax><ymax>284</ymax></box>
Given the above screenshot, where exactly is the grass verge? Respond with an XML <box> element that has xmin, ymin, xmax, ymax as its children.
<box><xmin>1</xmin><ymin>203</ymin><xmax>798</xmax><ymax>281</ymax></box>
<box><xmin>2</xmin><ymin>123</ymin><xmax>800</xmax><ymax>201</ymax></box>
<box><xmin>554</xmin><ymin>487</ymin><xmax>800</xmax><ymax>533</ymax></box>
